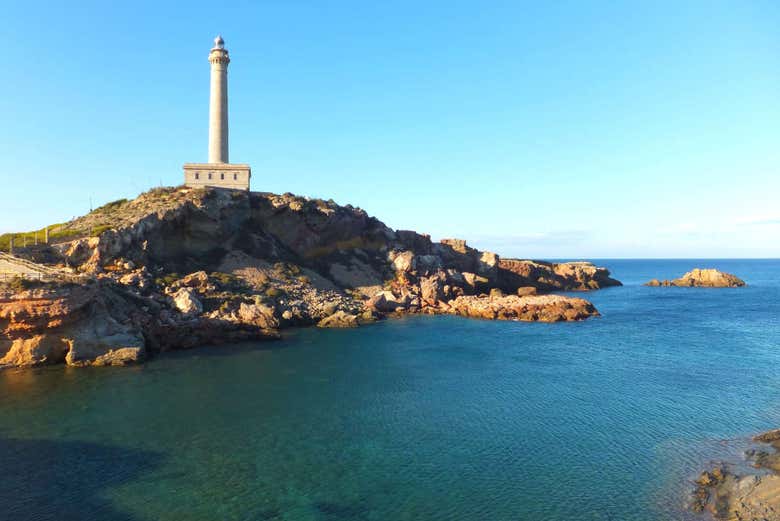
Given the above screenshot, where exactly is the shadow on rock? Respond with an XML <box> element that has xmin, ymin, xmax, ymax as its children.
<box><xmin>0</xmin><ymin>437</ymin><xmax>164</xmax><ymax>521</ymax></box>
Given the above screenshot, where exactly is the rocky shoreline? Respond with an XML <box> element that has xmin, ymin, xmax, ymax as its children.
<box><xmin>693</xmin><ymin>429</ymin><xmax>780</xmax><ymax>520</ymax></box>
<box><xmin>0</xmin><ymin>187</ymin><xmax>620</xmax><ymax>369</ymax></box>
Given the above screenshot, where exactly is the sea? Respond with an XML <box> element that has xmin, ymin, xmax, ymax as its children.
<box><xmin>1</xmin><ymin>259</ymin><xmax>778</xmax><ymax>521</ymax></box>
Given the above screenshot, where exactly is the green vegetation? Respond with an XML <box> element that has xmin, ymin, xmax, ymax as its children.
<box><xmin>93</xmin><ymin>198</ymin><xmax>128</xmax><ymax>214</ymax></box>
<box><xmin>143</xmin><ymin>186</ymin><xmax>179</xmax><ymax>198</ymax></box>
<box><xmin>154</xmin><ymin>273</ymin><xmax>180</xmax><ymax>288</ymax></box>
<box><xmin>264</xmin><ymin>287</ymin><xmax>282</xmax><ymax>298</ymax></box>
<box><xmin>0</xmin><ymin>223</ymin><xmax>77</xmax><ymax>251</ymax></box>
<box><xmin>90</xmin><ymin>225</ymin><xmax>113</xmax><ymax>237</ymax></box>
<box><xmin>210</xmin><ymin>272</ymin><xmax>246</xmax><ymax>291</ymax></box>
<box><xmin>2</xmin><ymin>276</ymin><xmax>35</xmax><ymax>292</ymax></box>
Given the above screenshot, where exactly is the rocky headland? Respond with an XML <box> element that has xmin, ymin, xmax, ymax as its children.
<box><xmin>0</xmin><ymin>187</ymin><xmax>620</xmax><ymax>368</ymax></box>
<box><xmin>645</xmin><ymin>268</ymin><xmax>745</xmax><ymax>288</ymax></box>
<box><xmin>693</xmin><ymin>429</ymin><xmax>780</xmax><ymax>520</ymax></box>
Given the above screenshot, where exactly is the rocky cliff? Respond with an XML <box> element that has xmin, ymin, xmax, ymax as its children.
<box><xmin>1</xmin><ymin>187</ymin><xmax>620</xmax><ymax>368</ymax></box>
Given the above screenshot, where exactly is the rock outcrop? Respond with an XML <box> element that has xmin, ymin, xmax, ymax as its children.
<box><xmin>0</xmin><ymin>279</ymin><xmax>277</xmax><ymax>369</ymax></box>
<box><xmin>446</xmin><ymin>294</ymin><xmax>598</xmax><ymax>322</ymax></box>
<box><xmin>1</xmin><ymin>187</ymin><xmax>619</xmax><ymax>368</ymax></box>
<box><xmin>646</xmin><ymin>268</ymin><xmax>745</xmax><ymax>288</ymax></box>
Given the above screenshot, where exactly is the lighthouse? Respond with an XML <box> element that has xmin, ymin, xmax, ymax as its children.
<box><xmin>184</xmin><ymin>36</ymin><xmax>251</xmax><ymax>190</ymax></box>
<box><xmin>208</xmin><ymin>35</ymin><xmax>230</xmax><ymax>164</ymax></box>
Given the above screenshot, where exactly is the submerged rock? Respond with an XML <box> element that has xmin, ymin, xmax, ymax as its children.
<box><xmin>692</xmin><ymin>429</ymin><xmax>780</xmax><ymax>519</ymax></box>
<box><xmin>645</xmin><ymin>268</ymin><xmax>745</xmax><ymax>288</ymax></box>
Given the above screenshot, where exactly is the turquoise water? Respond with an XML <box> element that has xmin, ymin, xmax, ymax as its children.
<box><xmin>1</xmin><ymin>260</ymin><xmax>779</xmax><ymax>521</ymax></box>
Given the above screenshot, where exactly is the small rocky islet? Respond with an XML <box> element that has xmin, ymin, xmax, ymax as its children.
<box><xmin>645</xmin><ymin>268</ymin><xmax>746</xmax><ymax>288</ymax></box>
<box><xmin>0</xmin><ymin>186</ymin><xmax>621</xmax><ymax>369</ymax></box>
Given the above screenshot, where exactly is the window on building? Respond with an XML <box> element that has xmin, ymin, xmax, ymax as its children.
<box><xmin>220</xmin><ymin>173</ymin><xmax>224</xmax><ymax>180</ymax></box>
<box><xmin>195</xmin><ymin>172</ymin><xmax>199</xmax><ymax>180</ymax></box>
<box><xmin>208</xmin><ymin>173</ymin><xmax>212</xmax><ymax>180</ymax></box>
<box><xmin>233</xmin><ymin>173</ymin><xmax>237</xmax><ymax>180</ymax></box>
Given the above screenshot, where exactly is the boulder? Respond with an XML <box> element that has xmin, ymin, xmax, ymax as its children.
<box><xmin>178</xmin><ymin>271</ymin><xmax>211</xmax><ymax>289</ymax></box>
<box><xmin>171</xmin><ymin>288</ymin><xmax>202</xmax><ymax>316</ymax></box>
<box><xmin>237</xmin><ymin>302</ymin><xmax>279</xmax><ymax>329</ymax></box>
<box><xmin>0</xmin><ymin>335</ymin><xmax>68</xmax><ymax>367</ymax></box>
<box><xmin>391</xmin><ymin>250</ymin><xmax>416</xmax><ymax>273</ymax></box>
<box><xmin>366</xmin><ymin>290</ymin><xmax>410</xmax><ymax>312</ymax></box>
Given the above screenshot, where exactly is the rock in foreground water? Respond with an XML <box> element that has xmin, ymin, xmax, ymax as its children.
<box><xmin>692</xmin><ymin>428</ymin><xmax>780</xmax><ymax>520</ymax></box>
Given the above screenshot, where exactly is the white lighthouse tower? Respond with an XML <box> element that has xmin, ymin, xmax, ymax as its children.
<box><xmin>184</xmin><ymin>36</ymin><xmax>251</xmax><ymax>190</ymax></box>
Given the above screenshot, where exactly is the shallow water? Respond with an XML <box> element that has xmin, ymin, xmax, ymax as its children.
<box><xmin>1</xmin><ymin>259</ymin><xmax>779</xmax><ymax>521</ymax></box>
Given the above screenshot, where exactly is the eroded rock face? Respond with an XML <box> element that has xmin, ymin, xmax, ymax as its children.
<box><xmin>646</xmin><ymin>268</ymin><xmax>745</xmax><ymax>288</ymax></box>
<box><xmin>0</xmin><ymin>283</ymin><xmax>145</xmax><ymax>368</ymax></box>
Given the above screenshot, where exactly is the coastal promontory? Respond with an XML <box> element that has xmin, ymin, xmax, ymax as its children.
<box><xmin>0</xmin><ymin>187</ymin><xmax>620</xmax><ymax>369</ymax></box>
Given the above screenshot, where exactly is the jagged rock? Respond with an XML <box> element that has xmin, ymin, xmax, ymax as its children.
<box><xmin>645</xmin><ymin>268</ymin><xmax>745</xmax><ymax>288</ymax></box>
<box><xmin>317</xmin><ymin>311</ymin><xmax>359</xmax><ymax>328</ymax></box>
<box><xmin>516</xmin><ymin>286</ymin><xmax>537</xmax><ymax>296</ymax></box>
<box><xmin>420</xmin><ymin>271</ymin><xmax>447</xmax><ymax>306</ymax></box>
<box><xmin>118</xmin><ymin>267</ymin><xmax>152</xmax><ymax>290</ymax></box>
<box><xmin>237</xmin><ymin>302</ymin><xmax>278</xmax><ymax>329</ymax></box>
<box><xmin>367</xmin><ymin>290</ymin><xmax>409</xmax><ymax>312</ymax></box>
<box><xmin>462</xmin><ymin>272</ymin><xmax>490</xmax><ymax>294</ymax></box>
<box><xmin>176</xmin><ymin>271</ymin><xmax>212</xmax><ymax>290</ymax></box>
<box><xmin>171</xmin><ymin>288</ymin><xmax>202</xmax><ymax>316</ymax></box>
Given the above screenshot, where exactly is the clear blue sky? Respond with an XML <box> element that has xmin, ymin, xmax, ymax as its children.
<box><xmin>1</xmin><ymin>1</ymin><xmax>778</xmax><ymax>258</ymax></box>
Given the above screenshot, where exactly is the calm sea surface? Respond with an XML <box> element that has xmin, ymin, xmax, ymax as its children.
<box><xmin>1</xmin><ymin>260</ymin><xmax>779</xmax><ymax>521</ymax></box>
